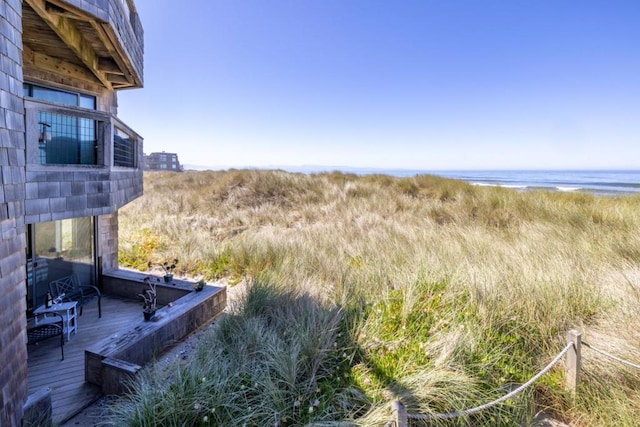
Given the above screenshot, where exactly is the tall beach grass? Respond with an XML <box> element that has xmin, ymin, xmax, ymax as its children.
<box><xmin>112</xmin><ymin>170</ymin><xmax>640</xmax><ymax>425</ymax></box>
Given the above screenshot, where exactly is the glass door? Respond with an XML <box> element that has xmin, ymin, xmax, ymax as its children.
<box><xmin>26</xmin><ymin>217</ymin><xmax>96</xmax><ymax>309</ymax></box>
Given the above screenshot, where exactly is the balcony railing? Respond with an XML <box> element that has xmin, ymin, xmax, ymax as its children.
<box><xmin>113</xmin><ymin>126</ymin><xmax>137</xmax><ymax>168</ymax></box>
<box><xmin>25</xmin><ymin>99</ymin><xmax>142</xmax><ymax>170</ymax></box>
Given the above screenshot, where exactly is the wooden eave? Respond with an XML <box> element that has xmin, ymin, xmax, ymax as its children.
<box><xmin>23</xmin><ymin>0</ymin><xmax>142</xmax><ymax>90</ymax></box>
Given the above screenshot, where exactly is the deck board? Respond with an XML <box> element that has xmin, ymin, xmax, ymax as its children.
<box><xmin>27</xmin><ymin>295</ymin><xmax>143</xmax><ymax>424</ymax></box>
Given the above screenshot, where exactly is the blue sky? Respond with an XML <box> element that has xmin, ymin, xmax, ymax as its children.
<box><xmin>118</xmin><ymin>1</ymin><xmax>640</xmax><ymax>170</ymax></box>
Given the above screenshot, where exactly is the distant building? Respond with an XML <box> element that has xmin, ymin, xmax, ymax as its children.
<box><xmin>144</xmin><ymin>152</ymin><xmax>183</xmax><ymax>171</ymax></box>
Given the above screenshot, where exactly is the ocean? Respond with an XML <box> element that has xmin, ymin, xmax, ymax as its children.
<box><xmin>380</xmin><ymin>169</ymin><xmax>640</xmax><ymax>196</ymax></box>
<box><xmin>275</xmin><ymin>167</ymin><xmax>640</xmax><ymax>196</ymax></box>
<box><xmin>199</xmin><ymin>165</ymin><xmax>640</xmax><ymax>196</ymax></box>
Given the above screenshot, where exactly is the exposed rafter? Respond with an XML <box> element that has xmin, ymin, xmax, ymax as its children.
<box><xmin>23</xmin><ymin>43</ymin><xmax>101</xmax><ymax>85</ymax></box>
<box><xmin>98</xmin><ymin>58</ymin><xmax>125</xmax><ymax>75</ymax></box>
<box><xmin>93</xmin><ymin>21</ymin><xmax>140</xmax><ymax>87</ymax></box>
<box><xmin>46</xmin><ymin>0</ymin><xmax>140</xmax><ymax>88</ymax></box>
<box><xmin>44</xmin><ymin>1</ymin><xmax>91</xmax><ymax>22</ymax></box>
<box><xmin>24</xmin><ymin>0</ymin><xmax>113</xmax><ymax>90</ymax></box>
<box><xmin>106</xmin><ymin>73</ymin><xmax>130</xmax><ymax>85</ymax></box>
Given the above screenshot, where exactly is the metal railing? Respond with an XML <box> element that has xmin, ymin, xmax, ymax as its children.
<box><xmin>113</xmin><ymin>127</ymin><xmax>137</xmax><ymax>168</ymax></box>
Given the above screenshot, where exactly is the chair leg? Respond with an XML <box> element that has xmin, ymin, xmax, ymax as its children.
<box><xmin>60</xmin><ymin>329</ymin><xmax>64</xmax><ymax>360</ymax></box>
<box><xmin>98</xmin><ymin>297</ymin><xmax>102</xmax><ymax>318</ymax></box>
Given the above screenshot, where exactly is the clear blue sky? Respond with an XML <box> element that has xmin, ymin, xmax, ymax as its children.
<box><xmin>118</xmin><ymin>0</ymin><xmax>640</xmax><ymax>170</ymax></box>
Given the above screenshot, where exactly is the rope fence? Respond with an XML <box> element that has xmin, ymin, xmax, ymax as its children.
<box><xmin>388</xmin><ymin>330</ymin><xmax>640</xmax><ymax>427</ymax></box>
<box><xmin>582</xmin><ymin>341</ymin><xmax>640</xmax><ymax>370</ymax></box>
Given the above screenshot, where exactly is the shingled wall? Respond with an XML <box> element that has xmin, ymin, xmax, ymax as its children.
<box><xmin>0</xmin><ymin>0</ymin><xmax>28</xmax><ymax>425</ymax></box>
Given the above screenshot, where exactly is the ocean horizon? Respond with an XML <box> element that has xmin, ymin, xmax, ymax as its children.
<box><xmin>384</xmin><ymin>169</ymin><xmax>640</xmax><ymax>196</ymax></box>
<box><xmin>184</xmin><ymin>165</ymin><xmax>640</xmax><ymax>196</ymax></box>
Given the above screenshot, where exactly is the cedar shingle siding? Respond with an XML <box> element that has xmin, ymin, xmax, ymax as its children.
<box><xmin>1</xmin><ymin>0</ymin><xmax>144</xmax><ymax>423</ymax></box>
<box><xmin>0</xmin><ymin>1</ymin><xmax>28</xmax><ymax>425</ymax></box>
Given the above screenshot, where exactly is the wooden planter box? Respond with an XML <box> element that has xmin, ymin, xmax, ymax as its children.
<box><xmin>85</xmin><ymin>270</ymin><xmax>227</xmax><ymax>394</ymax></box>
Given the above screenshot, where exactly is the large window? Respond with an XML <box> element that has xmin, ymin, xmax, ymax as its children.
<box><xmin>24</xmin><ymin>83</ymin><xmax>98</xmax><ymax>165</ymax></box>
<box><xmin>37</xmin><ymin>112</ymin><xmax>97</xmax><ymax>165</ymax></box>
<box><xmin>26</xmin><ymin>217</ymin><xmax>96</xmax><ymax>311</ymax></box>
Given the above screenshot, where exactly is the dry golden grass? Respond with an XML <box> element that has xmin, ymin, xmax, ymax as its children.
<box><xmin>116</xmin><ymin>169</ymin><xmax>640</xmax><ymax>425</ymax></box>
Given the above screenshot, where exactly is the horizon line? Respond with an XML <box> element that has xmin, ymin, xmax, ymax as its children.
<box><xmin>181</xmin><ymin>164</ymin><xmax>640</xmax><ymax>173</ymax></box>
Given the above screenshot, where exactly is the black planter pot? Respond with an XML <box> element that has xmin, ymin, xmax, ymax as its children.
<box><xmin>143</xmin><ymin>310</ymin><xmax>156</xmax><ymax>321</ymax></box>
<box><xmin>163</xmin><ymin>274</ymin><xmax>173</xmax><ymax>283</ymax></box>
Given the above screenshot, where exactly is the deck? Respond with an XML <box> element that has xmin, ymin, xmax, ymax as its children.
<box><xmin>27</xmin><ymin>295</ymin><xmax>142</xmax><ymax>424</ymax></box>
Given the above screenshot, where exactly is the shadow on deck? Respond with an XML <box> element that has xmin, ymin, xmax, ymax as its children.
<box><xmin>26</xmin><ymin>271</ymin><xmax>227</xmax><ymax>425</ymax></box>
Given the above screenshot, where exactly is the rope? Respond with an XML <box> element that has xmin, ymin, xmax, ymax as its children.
<box><xmin>407</xmin><ymin>342</ymin><xmax>574</xmax><ymax>420</ymax></box>
<box><xmin>583</xmin><ymin>342</ymin><xmax>640</xmax><ymax>370</ymax></box>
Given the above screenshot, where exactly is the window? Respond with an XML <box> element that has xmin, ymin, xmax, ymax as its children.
<box><xmin>79</xmin><ymin>94</ymin><xmax>96</xmax><ymax>110</ymax></box>
<box><xmin>113</xmin><ymin>127</ymin><xmax>136</xmax><ymax>168</ymax></box>
<box><xmin>25</xmin><ymin>83</ymin><xmax>99</xmax><ymax>165</ymax></box>
<box><xmin>38</xmin><ymin>112</ymin><xmax>97</xmax><ymax>165</ymax></box>
<box><xmin>24</xmin><ymin>83</ymin><xmax>96</xmax><ymax>110</ymax></box>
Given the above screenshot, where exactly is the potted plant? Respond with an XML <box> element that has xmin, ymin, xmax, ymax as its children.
<box><xmin>194</xmin><ymin>278</ymin><xmax>206</xmax><ymax>292</ymax></box>
<box><xmin>139</xmin><ymin>277</ymin><xmax>157</xmax><ymax>321</ymax></box>
<box><xmin>148</xmin><ymin>258</ymin><xmax>179</xmax><ymax>283</ymax></box>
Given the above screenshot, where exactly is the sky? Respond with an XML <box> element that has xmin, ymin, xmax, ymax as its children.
<box><xmin>118</xmin><ymin>0</ymin><xmax>640</xmax><ymax>171</ymax></box>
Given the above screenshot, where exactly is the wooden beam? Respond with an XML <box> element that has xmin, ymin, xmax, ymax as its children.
<box><xmin>45</xmin><ymin>2</ymin><xmax>91</xmax><ymax>22</ymax></box>
<box><xmin>92</xmin><ymin>21</ymin><xmax>140</xmax><ymax>87</ymax></box>
<box><xmin>44</xmin><ymin>0</ymin><xmax>93</xmax><ymax>18</ymax></box>
<box><xmin>23</xmin><ymin>44</ymin><xmax>101</xmax><ymax>85</ymax></box>
<box><xmin>106</xmin><ymin>73</ymin><xmax>131</xmax><ymax>85</ymax></box>
<box><xmin>98</xmin><ymin>58</ymin><xmax>125</xmax><ymax>75</ymax></box>
<box><xmin>24</xmin><ymin>0</ymin><xmax>113</xmax><ymax>90</ymax></box>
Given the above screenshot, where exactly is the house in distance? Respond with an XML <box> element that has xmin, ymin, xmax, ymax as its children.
<box><xmin>144</xmin><ymin>151</ymin><xmax>183</xmax><ymax>171</ymax></box>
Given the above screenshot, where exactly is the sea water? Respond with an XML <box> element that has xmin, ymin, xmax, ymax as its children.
<box><xmin>375</xmin><ymin>170</ymin><xmax>640</xmax><ymax>196</ymax></box>
<box><xmin>268</xmin><ymin>166</ymin><xmax>640</xmax><ymax>196</ymax></box>
<box><xmin>435</xmin><ymin>170</ymin><xmax>640</xmax><ymax>196</ymax></box>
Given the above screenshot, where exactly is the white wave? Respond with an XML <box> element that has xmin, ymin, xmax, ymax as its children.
<box><xmin>556</xmin><ymin>186</ymin><xmax>581</xmax><ymax>192</ymax></box>
<box><xmin>471</xmin><ymin>182</ymin><xmax>527</xmax><ymax>189</ymax></box>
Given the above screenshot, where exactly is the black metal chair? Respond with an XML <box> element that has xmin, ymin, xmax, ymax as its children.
<box><xmin>27</xmin><ymin>312</ymin><xmax>64</xmax><ymax>360</ymax></box>
<box><xmin>49</xmin><ymin>274</ymin><xmax>102</xmax><ymax>318</ymax></box>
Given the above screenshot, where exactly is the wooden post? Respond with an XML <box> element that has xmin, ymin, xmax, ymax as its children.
<box><xmin>566</xmin><ymin>329</ymin><xmax>582</xmax><ymax>393</ymax></box>
<box><xmin>391</xmin><ymin>400</ymin><xmax>408</xmax><ymax>427</ymax></box>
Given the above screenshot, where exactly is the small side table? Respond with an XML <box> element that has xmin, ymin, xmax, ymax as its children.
<box><xmin>34</xmin><ymin>301</ymin><xmax>78</xmax><ymax>341</ymax></box>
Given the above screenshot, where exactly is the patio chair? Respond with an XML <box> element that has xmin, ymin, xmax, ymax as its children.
<box><xmin>49</xmin><ymin>274</ymin><xmax>102</xmax><ymax>318</ymax></box>
<box><xmin>27</xmin><ymin>312</ymin><xmax>64</xmax><ymax>360</ymax></box>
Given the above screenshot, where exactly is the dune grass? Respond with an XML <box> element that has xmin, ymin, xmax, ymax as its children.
<box><xmin>111</xmin><ymin>169</ymin><xmax>640</xmax><ymax>426</ymax></box>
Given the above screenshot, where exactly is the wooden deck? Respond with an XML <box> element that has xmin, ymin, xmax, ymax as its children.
<box><xmin>27</xmin><ymin>295</ymin><xmax>142</xmax><ymax>424</ymax></box>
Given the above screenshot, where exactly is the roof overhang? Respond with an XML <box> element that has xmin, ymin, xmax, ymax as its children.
<box><xmin>23</xmin><ymin>0</ymin><xmax>143</xmax><ymax>90</ymax></box>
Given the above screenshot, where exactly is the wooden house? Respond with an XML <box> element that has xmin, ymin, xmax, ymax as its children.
<box><xmin>0</xmin><ymin>0</ymin><xmax>144</xmax><ymax>424</ymax></box>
